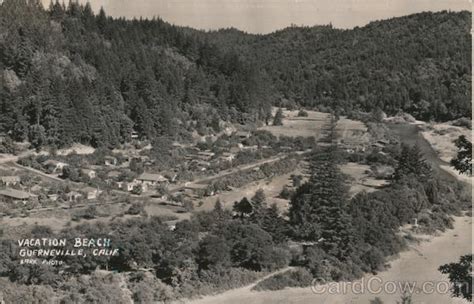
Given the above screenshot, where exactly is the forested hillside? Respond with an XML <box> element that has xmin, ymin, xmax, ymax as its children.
<box><xmin>209</xmin><ymin>11</ymin><xmax>471</xmax><ymax>121</ymax></box>
<box><xmin>0</xmin><ymin>0</ymin><xmax>274</xmax><ymax>148</ymax></box>
<box><xmin>0</xmin><ymin>0</ymin><xmax>471</xmax><ymax>148</ymax></box>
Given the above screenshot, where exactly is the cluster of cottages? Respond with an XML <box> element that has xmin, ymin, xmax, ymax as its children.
<box><xmin>43</xmin><ymin>159</ymin><xmax>99</xmax><ymax>178</ymax></box>
<box><xmin>0</xmin><ymin>174</ymin><xmax>102</xmax><ymax>205</ymax></box>
<box><xmin>115</xmin><ymin>173</ymin><xmax>170</xmax><ymax>192</ymax></box>
<box><xmin>1</xmin><ymin>130</ymin><xmax>261</xmax><ymax>206</ymax></box>
<box><xmin>337</xmin><ymin>134</ymin><xmax>389</xmax><ymax>154</ymax></box>
<box><xmin>183</xmin><ymin>148</ymin><xmax>238</xmax><ymax>172</ymax></box>
<box><xmin>106</xmin><ymin>131</ymin><xmax>256</xmax><ymax>193</ymax></box>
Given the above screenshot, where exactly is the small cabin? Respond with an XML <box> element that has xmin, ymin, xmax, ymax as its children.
<box><xmin>67</xmin><ymin>191</ymin><xmax>83</xmax><ymax>202</ymax></box>
<box><xmin>135</xmin><ymin>173</ymin><xmax>168</xmax><ymax>192</ymax></box>
<box><xmin>104</xmin><ymin>156</ymin><xmax>118</xmax><ymax>166</ymax></box>
<box><xmin>43</xmin><ymin>160</ymin><xmax>68</xmax><ymax>174</ymax></box>
<box><xmin>197</xmin><ymin>151</ymin><xmax>215</xmax><ymax>161</ymax></box>
<box><xmin>81</xmin><ymin>187</ymin><xmax>102</xmax><ymax>200</ymax></box>
<box><xmin>131</xmin><ymin>130</ymin><xmax>139</xmax><ymax>139</ymax></box>
<box><xmin>81</xmin><ymin>169</ymin><xmax>97</xmax><ymax>179</ymax></box>
<box><xmin>0</xmin><ymin>176</ymin><xmax>20</xmax><ymax>186</ymax></box>
<box><xmin>184</xmin><ymin>183</ymin><xmax>211</xmax><ymax>197</ymax></box>
<box><xmin>0</xmin><ymin>188</ymin><xmax>32</xmax><ymax>204</ymax></box>
<box><xmin>235</xmin><ymin>131</ymin><xmax>250</xmax><ymax>140</ymax></box>
<box><xmin>219</xmin><ymin>152</ymin><xmax>235</xmax><ymax>163</ymax></box>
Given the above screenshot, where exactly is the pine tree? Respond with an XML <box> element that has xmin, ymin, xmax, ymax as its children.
<box><xmin>273</xmin><ymin>108</ymin><xmax>284</xmax><ymax>126</ymax></box>
<box><xmin>289</xmin><ymin>147</ymin><xmax>354</xmax><ymax>260</ymax></box>
<box><xmin>213</xmin><ymin>199</ymin><xmax>223</xmax><ymax>213</ymax></box>
<box><xmin>394</xmin><ymin>144</ymin><xmax>432</xmax><ymax>181</ymax></box>
<box><xmin>256</xmin><ymin>203</ymin><xmax>288</xmax><ymax>243</ymax></box>
<box><xmin>233</xmin><ymin>197</ymin><xmax>253</xmax><ymax>218</ymax></box>
<box><xmin>397</xmin><ymin>292</ymin><xmax>413</xmax><ymax>304</ymax></box>
<box><xmin>251</xmin><ymin>188</ymin><xmax>266</xmax><ymax>211</ymax></box>
<box><xmin>28</xmin><ymin>124</ymin><xmax>46</xmax><ymax>150</ymax></box>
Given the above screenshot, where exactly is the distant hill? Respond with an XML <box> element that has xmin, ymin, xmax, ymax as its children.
<box><xmin>208</xmin><ymin>11</ymin><xmax>471</xmax><ymax>121</ymax></box>
<box><xmin>0</xmin><ymin>1</ymin><xmax>470</xmax><ymax>149</ymax></box>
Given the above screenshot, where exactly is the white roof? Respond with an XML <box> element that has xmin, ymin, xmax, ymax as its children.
<box><xmin>137</xmin><ymin>173</ymin><xmax>168</xmax><ymax>182</ymax></box>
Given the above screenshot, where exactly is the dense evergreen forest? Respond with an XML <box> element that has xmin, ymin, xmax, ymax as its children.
<box><xmin>208</xmin><ymin>12</ymin><xmax>471</xmax><ymax>120</ymax></box>
<box><xmin>0</xmin><ymin>0</ymin><xmax>471</xmax><ymax>148</ymax></box>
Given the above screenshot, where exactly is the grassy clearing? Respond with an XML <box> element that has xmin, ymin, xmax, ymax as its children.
<box><xmin>194</xmin><ymin>167</ymin><xmax>304</xmax><ymax>213</ymax></box>
<box><xmin>0</xmin><ymin>199</ymin><xmax>189</xmax><ymax>239</ymax></box>
<box><xmin>259</xmin><ymin>110</ymin><xmax>330</xmax><ymax>139</ymax></box>
<box><xmin>336</xmin><ymin>116</ymin><xmax>370</xmax><ymax>146</ymax></box>
<box><xmin>340</xmin><ymin>162</ymin><xmax>389</xmax><ymax>196</ymax></box>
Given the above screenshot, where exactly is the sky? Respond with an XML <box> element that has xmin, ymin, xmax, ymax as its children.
<box><xmin>41</xmin><ymin>0</ymin><xmax>471</xmax><ymax>34</ymax></box>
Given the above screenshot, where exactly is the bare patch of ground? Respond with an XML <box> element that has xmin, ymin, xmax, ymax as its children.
<box><xmin>420</xmin><ymin>123</ymin><xmax>471</xmax><ymax>163</ymax></box>
<box><xmin>144</xmin><ymin>201</ymin><xmax>190</xmax><ymax>221</ymax></box>
<box><xmin>418</xmin><ymin>122</ymin><xmax>472</xmax><ymax>184</ymax></box>
<box><xmin>260</xmin><ymin>110</ymin><xmax>370</xmax><ymax>148</ymax></box>
<box><xmin>57</xmin><ymin>144</ymin><xmax>95</xmax><ymax>156</ymax></box>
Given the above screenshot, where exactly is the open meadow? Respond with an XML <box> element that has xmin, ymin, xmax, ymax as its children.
<box><xmin>259</xmin><ymin>110</ymin><xmax>331</xmax><ymax>139</ymax></box>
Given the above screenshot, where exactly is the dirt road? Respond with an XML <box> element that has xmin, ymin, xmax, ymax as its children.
<box><xmin>168</xmin><ymin>154</ymin><xmax>292</xmax><ymax>194</ymax></box>
<box><xmin>177</xmin><ymin>267</ymin><xmax>295</xmax><ymax>304</ymax></box>
<box><xmin>182</xmin><ymin>216</ymin><xmax>471</xmax><ymax>304</ymax></box>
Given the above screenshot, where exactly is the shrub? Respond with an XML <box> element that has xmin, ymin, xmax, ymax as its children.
<box><xmin>297</xmin><ymin>109</ymin><xmax>309</xmax><ymax>117</ymax></box>
<box><xmin>451</xmin><ymin>117</ymin><xmax>472</xmax><ymax>129</ymax></box>
<box><xmin>131</xmin><ymin>184</ymin><xmax>143</xmax><ymax>195</ymax></box>
<box><xmin>279</xmin><ymin>186</ymin><xmax>294</xmax><ymax>199</ymax></box>
<box><xmin>273</xmin><ymin>108</ymin><xmax>284</xmax><ymax>126</ymax></box>
<box><xmin>126</xmin><ymin>203</ymin><xmax>146</xmax><ymax>215</ymax></box>
<box><xmin>183</xmin><ymin>199</ymin><xmax>194</xmax><ymax>211</ymax></box>
<box><xmin>194</xmin><ymin>267</ymin><xmax>262</xmax><ymax>297</ymax></box>
<box><xmin>71</xmin><ymin>206</ymin><xmax>100</xmax><ymax>221</ymax></box>
<box><xmin>360</xmin><ymin>246</ymin><xmax>385</xmax><ymax>274</ymax></box>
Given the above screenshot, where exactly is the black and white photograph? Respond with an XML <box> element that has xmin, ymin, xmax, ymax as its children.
<box><xmin>0</xmin><ymin>0</ymin><xmax>472</xmax><ymax>303</ymax></box>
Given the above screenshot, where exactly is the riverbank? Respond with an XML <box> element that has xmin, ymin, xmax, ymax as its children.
<box><xmin>187</xmin><ymin>215</ymin><xmax>471</xmax><ymax>304</ymax></box>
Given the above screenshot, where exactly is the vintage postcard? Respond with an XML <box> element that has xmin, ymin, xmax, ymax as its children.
<box><xmin>0</xmin><ymin>0</ymin><xmax>472</xmax><ymax>303</ymax></box>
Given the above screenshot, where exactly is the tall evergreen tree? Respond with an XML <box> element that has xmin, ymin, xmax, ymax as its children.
<box><xmin>394</xmin><ymin>144</ymin><xmax>432</xmax><ymax>181</ymax></box>
<box><xmin>289</xmin><ymin>147</ymin><xmax>355</xmax><ymax>260</ymax></box>
<box><xmin>273</xmin><ymin>108</ymin><xmax>284</xmax><ymax>126</ymax></box>
<box><xmin>233</xmin><ymin>197</ymin><xmax>253</xmax><ymax>218</ymax></box>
